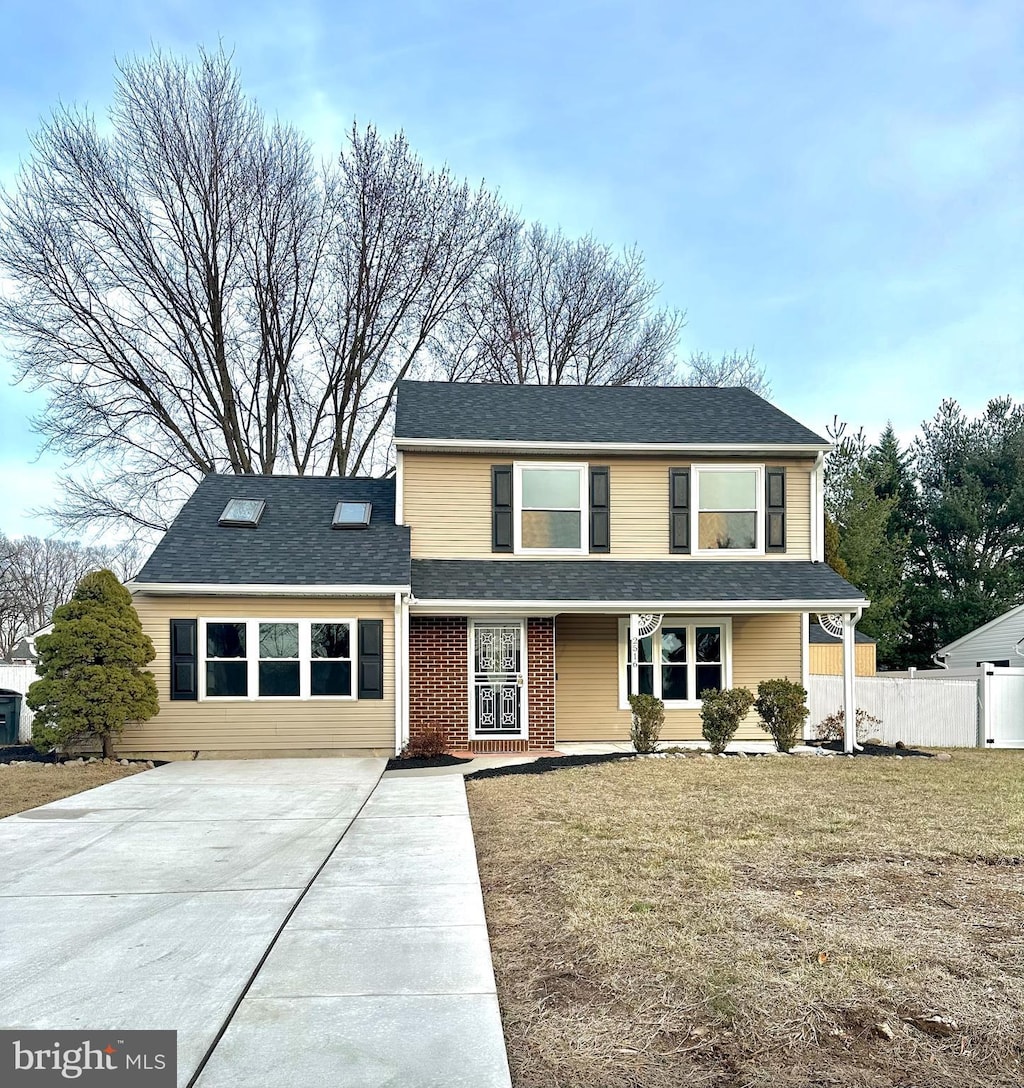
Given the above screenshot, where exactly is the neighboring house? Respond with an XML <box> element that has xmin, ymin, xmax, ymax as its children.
<box><xmin>808</xmin><ymin>622</ymin><xmax>876</xmax><ymax>676</ymax></box>
<box><xmin>936</xmin><ymin>604</ymin><xmax>1024</xmax><ymax>670</ymax></box>
<box><xmin>3</xmin><ymin>636</ymin><xmax>40</xmax><ymax>666</ymax></box>
<box><xmin>125</xmin><ymin>382</ymin><xmax>868</xmax><ymax>756</ymax></box>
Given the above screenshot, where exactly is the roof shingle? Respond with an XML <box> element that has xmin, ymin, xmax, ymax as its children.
<box><xmin>395</xmin><ymin>381</ymin><xmax>828</xmax><ymax>447</ymax></box>
<box><xmin>135</xmin><ymin>475</ymin><xmax>410</xmax><ymax>587</ymax></box>
<box><xmin>410</xmin><ymin>559</ymin><xmax>866</xmax><ymax>604</ymax></box>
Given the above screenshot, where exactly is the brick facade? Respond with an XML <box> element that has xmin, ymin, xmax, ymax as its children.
<box><xmin>408</xmin><ymin>616</ymin><xmax>469</xmax><ymax>751</ymax></box>
<box><xmin>407</xmin><ymin>615</ymin><xmax>556</xmax><ymax>752</ymax></box>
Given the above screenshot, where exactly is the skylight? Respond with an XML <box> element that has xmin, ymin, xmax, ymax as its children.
<box><xmin>332</xmin><ymin>501</ymin><xmax>372</xmax><ymax>529</ymax></box>
<box><xmin>219</xmin><ymin>499</ymin><xmax>266</xmax><ymax>528</ymax></box>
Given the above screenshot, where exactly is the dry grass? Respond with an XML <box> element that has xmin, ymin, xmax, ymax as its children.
<box><xmin>0</xmin><ymin>762</ymin><xmax>145</xmax><ymax>818</ymax></box>
<box><xmin>467</xmin><ymin>751</ymin><xmax>1024</xmax><ymax>1087</ymax></box>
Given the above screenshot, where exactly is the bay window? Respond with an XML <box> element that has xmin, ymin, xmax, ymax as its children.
<box><xmin>620</xmin><ymin>618</ymin><xmax>731</xmax><ymax>708</ymax></box>
<box><xmin>201</xmin><ymin>618</ymin><xmax>355</xmax><ymax>700</ymax></box>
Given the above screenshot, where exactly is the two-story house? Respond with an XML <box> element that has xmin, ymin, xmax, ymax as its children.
<box><xmin>125</xmin><ymin>381</ymin><xmax>868</xmax><ymax>756</ymax></box>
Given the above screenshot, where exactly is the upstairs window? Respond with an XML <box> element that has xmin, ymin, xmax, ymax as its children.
<box><xmin>693</xmin><ymin>467</ymin><xmax>762</xmax><ymax>553</ymax></box>
<box><xmin>514</xmin><ymin>463</ymin><xmax>588</xmax><ymax>554</ymax></box>
<box><xmin>218</xmin><ymin>499</ymin><xmax>266</xmax><ymax>527</ymax></box>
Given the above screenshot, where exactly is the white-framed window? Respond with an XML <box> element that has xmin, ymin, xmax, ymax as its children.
<box><xmin>513</xmin><ymin>462</ymin><xmax>589</xmax><ymax>554</ymax></box>
<box><xmin>618</xmin><ymin>618</ymin><xmax>732</xmax><ymax>709</ymax></box>
<box><xmin>692</xmin><ymin>465</ymin><xmax>763</xmax><ymax>554</ymax></box>
<box><xmin>200</xmin><ymin>618</ymin><xmax>356</xmax><ymax>700</ymax></box>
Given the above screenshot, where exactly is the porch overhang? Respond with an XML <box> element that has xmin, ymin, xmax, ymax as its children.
<box><xmin>409</xmin><ymin>559</ymin><xmax>869</xmax><ymax>616</ymax></box>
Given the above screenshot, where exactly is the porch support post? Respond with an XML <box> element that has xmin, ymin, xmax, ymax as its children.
<box><xmin>842</xmin><ymin>611</ymin><xmax>859</xmax><ymax>754</ymax></box>
<box><xmin>628</xmin><ymin>614</ymin><xmax>639</xmax><ymax>698</ymax></box>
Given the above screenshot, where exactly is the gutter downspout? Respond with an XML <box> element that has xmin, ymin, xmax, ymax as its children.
<box><xmin>394</xmin><ymin>591</ymin><xmax>403</xmax><ymax>756</ymax></box>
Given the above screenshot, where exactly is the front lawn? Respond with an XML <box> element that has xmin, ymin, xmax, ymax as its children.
<box><xmin>467</xmin><ymin>751</ymin><xmax>1024</xmax><ymax>1087</ymax></box>
<box><xmin>0</xmin><ymin>762</ymin><xmax>145</xmax><ymax>818</ymax></box>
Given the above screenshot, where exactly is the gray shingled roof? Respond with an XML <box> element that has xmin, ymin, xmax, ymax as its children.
<box><xmin>809</xmin><ymin>622</ymin><xmax>874</xmax><ymax>644</ymax></box>
<box><xmin>395</xmin><ymin>381</ymin><xmax>828</xmax><ymax>446</ymax></box>
<box><xmin>411</xmin><ymin>560</ymin><xmax>866</xmax><ymax>604</ymax></box>
<box><xmin>135</xmin><ymin>475</ymin><xmax>410</xmax><ymax>587</ymax></box>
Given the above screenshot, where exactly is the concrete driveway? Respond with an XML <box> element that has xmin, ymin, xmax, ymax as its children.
<box><xmin>0</xmin><ymin>758</ymin><xmax>511</xmax><ymax>1088</ymax></box>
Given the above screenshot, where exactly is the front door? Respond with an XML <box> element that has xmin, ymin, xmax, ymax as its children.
<box><xmin>471</xmin><ymin>622</ymin><xmax>527</xmax><ymax>738</ymax></box>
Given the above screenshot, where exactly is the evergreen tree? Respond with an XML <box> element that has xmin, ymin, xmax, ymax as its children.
<box><xmin>28</xmin><ymin>570</ymin><xmax>158</xmax><ymax>758</ymax></box>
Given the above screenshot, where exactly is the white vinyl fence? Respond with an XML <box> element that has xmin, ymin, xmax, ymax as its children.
<box><xmin>809</xmin><ymin>666</ymin><xmax>1024</xmax><ymax>748</ymax></box>
<box><xmin>0</xmin><ymin>664</ymin><xmax>37</xmax><ymax>742</ymax></box>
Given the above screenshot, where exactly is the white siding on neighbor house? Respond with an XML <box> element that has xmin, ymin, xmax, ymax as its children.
<box><xmin>0</xmin><ymin>664</ymin><xmax>37</xmax><ymax>741</ymax></box>
<box><xmin>939</xmin><ymin>605</ymin><xmax>1024</xmax><ymax>669</ymax></box>
<box><xmin>808</xmin><ymin>673</ymin><xmax>980</xmax><ymax>747</ymax></box>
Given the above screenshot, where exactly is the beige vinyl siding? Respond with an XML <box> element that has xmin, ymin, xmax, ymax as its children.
<box><xmin>126</xmin><ymin>595</ymin><xmax>395</xmax><ymax>753</ymax></box>
<box><xmin>809</xmin><ymin>642</ymin><xmax>877</xmax><ymax>676</ymax></box>
<box><xmin>554</xmin><ymin>612</ymin><xmax>803</xmax><ymax>743</ymax></box>
<box><xmin>403</xmin><ymin>452</ymin><xmax>813</xmax><ymax>560</ymax></box>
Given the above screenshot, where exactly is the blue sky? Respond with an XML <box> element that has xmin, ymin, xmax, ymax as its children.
<box><xmin>0</xmin><ymin>0</ymin><xmax>1021</xmax><ymax>537</ymax></box>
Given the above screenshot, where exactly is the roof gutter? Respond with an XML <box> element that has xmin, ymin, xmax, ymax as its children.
<box><xmin>395</xmin><ymin>437</ymin><xmax>832</xmax><ymax>456</ymax></box>
<box><xmin>408</xmin><ymin>596</ymin><xmax>870</xmax><ymax>615</ymax></box>
<box><xmin>128</xmin><ymin>582</ymin><xmax>412</xmax><ymax>597</ymax></box>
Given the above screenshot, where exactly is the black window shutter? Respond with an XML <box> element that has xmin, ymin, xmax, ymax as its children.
<box><xmin>589</xmin><ymin>466</ymin><xmax>610</xmax><ymax>553</ymax></box>
<box><xmin>669</xmin><ymin>468</ymin><xmax>690</xmax><ymax>553</ymax></box>
<box><xmin>492</xmin><ymin>464</ymin><xmax>513</xmax><ymax>552</ymax></box>
<box><xmin>766</xmin><ymin>467</ymin><xmax>787</xmax><ymax>552</ymax></box>
<box><xmin>170</xmin><ymin>619</ymin><xmax>198</xmax><ymax>701</ymax></box>
<box><xmin>357</xmin><ymin>619</ymin><xmax>385</xmax><ymax>700</ymax></box>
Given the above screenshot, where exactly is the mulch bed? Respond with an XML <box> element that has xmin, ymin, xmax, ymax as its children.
<box><xmin>466</xmin><ymin>752</ymin><xmax>639</xmax><ymax>780</ymax></box>
<box><xmin>811</xmin><ymin>739</ymin><xmax>935</xmax><ymax>758</ymax></box>
<box><xmin>385</xmin><ymin>753</ymin><xmax>474</xmax><ymax>771</ymax></box>
<box><xmin>0</xmin><ymin>745</ymin><xmax>50</xmax><ymax>765</ymax></box>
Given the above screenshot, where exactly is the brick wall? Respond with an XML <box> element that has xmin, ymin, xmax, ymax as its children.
<box><xmin>407</xmin><ymin>615</ymin><xmax>556</xmax><ymax>752</ymax></box>
<box><xmin>408</xmin><ymin>616</ymin><xmax>469</xmax><ymax>750</ymax></box>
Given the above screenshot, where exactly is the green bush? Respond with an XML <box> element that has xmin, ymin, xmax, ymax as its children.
<box><xmin>754</xmin><ymin>678</ymin><xmax>809</xmax><ymax>752</ymax></box>
<box><xmin>628</xmin><ymin>693</ymin><xmax>664</xmax><ymax>754</ymax></box>
<box><xmin>700</xmin><ymin>687</ymin><xmax>755</xmax><ymax>754</ymax></box>
<box><xmin>28</xmin><ymin>570</ymin><xmax>158</xmax><ymax>759</ymax></box>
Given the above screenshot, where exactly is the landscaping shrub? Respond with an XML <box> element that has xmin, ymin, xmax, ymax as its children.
<box><xmin>401</xmin><ymin>727</ymin><xmax>450</xmax><ymax>759</ymax></box>
<box><xmin>700</xmin><ymin>686</ymin><xmax>755</xmax><ymax>754</ymax></box>
<box><xmin>816</xmin><ymin>706</ymin><xmax>883</xmax><ymax>744</ymax></box>
<box><xmin>628</xmin><ymin>693</ymin><xmax>664</xmax><ymax>753</ymax></box>
<box><xmin>754</xmin><ymin>678</ymin><xmax>809</xmax><ymax>752</ymax></box>
<box><xmin>28</xmin><ymin>570</ymin><xmax>158</xmax><ymax>759</ymax></box>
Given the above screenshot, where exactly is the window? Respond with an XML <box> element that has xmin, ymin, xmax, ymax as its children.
<box><xmin>692</xmin><ymin>466</ymin><xmax>762</xmax><ymax>553</ymax></box>
<box><xmin>620</xmin><ymin>619</ymin><xmax>731</xmax><ymax>707</ymax></box>
<box><xmin>218</xmin><ymin>499</ymin><xmax>266</xmax><ymax>527</ymax></box>
<box><xmin>200</xmin><ymin>619</ymin><xmax>355</xmax><ymax>699</ymax></box>
<box><xmin>514</xmin><ymin>463</ymin><xmax>588</xmax><ymax>554</ymax></box>
<box><xmin>206</xmin><ymin>621</ymin><xmax>248</xmax><ymax>697</ymax></box>
<box><xmin>311</xmin><ymin>623</ymin><xmax>352</xmax><ymax>696</ymax></box>
<box><xmin>259</xmin><ymin>622</ymin><xmax>300</xmax><ymax>697</ymax></box>
<box><xmin>332</xmin><ymin>501</ymin><xmax>371</xmax><ymax>529</ymax></box>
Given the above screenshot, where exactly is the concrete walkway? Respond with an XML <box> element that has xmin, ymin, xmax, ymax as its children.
<box><xmin>194</xmin><ymin>774</ymin><xmax>511</xmax><ymax>1088</ymax></box>
<box><xmin>0</xmin><ymin>759</ymin><xmax>511</xmax><ymax>1088</ymax></box>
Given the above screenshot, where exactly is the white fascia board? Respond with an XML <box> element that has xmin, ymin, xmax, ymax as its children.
<box><xmin>128</xmin><ymin>582</ymin><xmax>412</xmax><ymax>597</ymax></box>
<box><xmin>409</xmin><ymin>597</ymin><xmax>869</xmax><ymax>615</ymax></box>
<box><xmin>395</xmin><ymin>437</ymin><xmax>832</xmax><ymax>456</ymax></box>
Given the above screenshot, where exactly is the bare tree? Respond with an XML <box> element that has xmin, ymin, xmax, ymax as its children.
<box><xmin>683</xmin><ymin>349</ymin><xmax>772</xmax><ymax>397</ymax></box>
<box><xmin>0</xmin><ymin>50</ymin><xmax>505</xmax><ymax>531</ymax></box>
<box><xmin>440</xmin><ymin>222</ymin><xmax>683</xmax><ymax>385</ymax></box>
<box><xmin>0</xmin><ymin>534</ymin><xmax>130</xmax><ymax>657</ymax></box>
